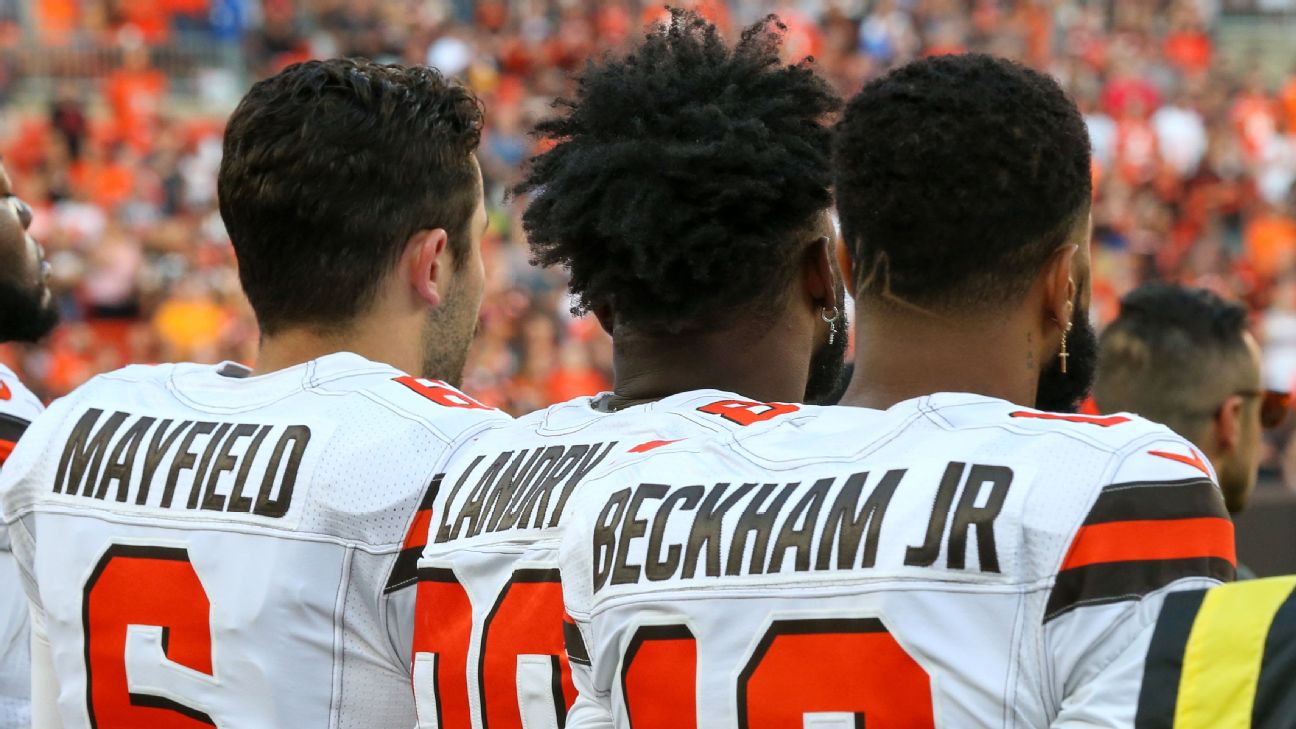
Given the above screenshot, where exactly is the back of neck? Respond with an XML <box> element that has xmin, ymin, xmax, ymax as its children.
<box><xmin>252</xmin><ymin>321</ymin><xmax>417</xmax><ymax>377</ymax></box>
<box><xmin>608</xmin><ymin>321</ymin><xmax>811</xmax><ymax>409</ymax></box>
<box><xmin>840</xmin><ymin>305</ymin><xmax>1039</xmax><ymax>410</ymax></box>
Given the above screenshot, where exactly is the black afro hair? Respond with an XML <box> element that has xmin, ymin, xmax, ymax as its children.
<box><xmin>516</xmin><ymin>8</ymin><xmax>842</xmax><ymax>332</ymax></box>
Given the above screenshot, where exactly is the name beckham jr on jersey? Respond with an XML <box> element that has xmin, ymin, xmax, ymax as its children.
<box><xmin>51</xmin><ymin>407</ymin><xmax>309</xmax><ymax>517</ymax></box>
<box><xmin>590</xmin><ymin>461</ymin><xmax>1012</xmax><ymax>590</ymax></box>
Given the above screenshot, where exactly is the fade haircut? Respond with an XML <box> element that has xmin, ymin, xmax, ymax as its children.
<box><xmin>218</xmin><ymin>58</ymin><xmax>483</xmax><ymax>335</ymax></box>
<box><xmin>516</xmin><ymin>9</ymin><xmax>841</xmax><ymax>333</ymax></box>
<box><xmin>834</xmin><ymin>54</ymin><xmax>1092</xmax><ymax>312</ymax></box>
<box><xmin>1094</xmin><ymin>284</ymin><xmax>1252</xmax><ymax>438</ymax></box>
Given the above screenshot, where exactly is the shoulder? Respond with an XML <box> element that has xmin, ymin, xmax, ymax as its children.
<box><xmin>925</xmin><ymin>396</ymin><xmax>1179</xmax><ymax>454</ymax></box>
<box><xmin>317</xmin><ymin>372</ymin><xmax>511</xmax><ymax>447</ymax></box>
<box><xmin>0</xmin><ymin>364</ymin><xmax>43</xmax><ymax>423</ymax></box>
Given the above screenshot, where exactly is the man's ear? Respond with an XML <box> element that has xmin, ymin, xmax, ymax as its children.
<box><xmin>803</xmin><ymin>236</ymin><xmax>838</xmax><ymax>311</ymax></box>
<box><xmin>407</xmin><ymin>228</ymin><xmax>449</xmax><ymax>308</ymax></box>
<box><xmin>836</xmin><ymin>238</ymin><xmax>857</xmax><ymax>298</ymax></box>
<box><xmin>1214</xmin><ymin>395</ymin><xmax>1243</xmax><ymax>456</ymax></box>
<box><xmin>1043</xmin><ymin>244</ymin><xmax>1079</xmax><ymax>330</ymax></box>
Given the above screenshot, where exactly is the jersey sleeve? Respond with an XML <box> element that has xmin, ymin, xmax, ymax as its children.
<box><xmin>0</xmin><ymin>388</ymin><xmax>90</xmax><ymax>611</ymax></box>
<box><xmin>0</xmin><ymin>369</ymin><xmax>44</xmax><ymax>470</ymax></box>
<box><xmin>0</xmin><ymin>414</ymin><xmax>28</xmax><ymax>470</ymax></box>
<box><xmin>27</xmin><ymin>600</ymin><xmax>60</xmax><ymax>729</ymax></box>
<box><xmin>1045</xmin><ymin>435</ymin><xmax>1235</xmax><ymax>727</ymax></box>
<box><xmin>558</xmin><ymin>484</ymin><xmax>618</xmax><ymax>729</ymax></box>
<box><xmin>383</xmin><ymin>479</ymin><xmax>440</xmax><ymax>674</ymax></box>
<box><xmin>562</xmin><ymin>597</ymin><xmax>613</xmax><ymax>729</ymax></box>
<box><xmin>1135</xmin><ymin>576</ymin><xmax>1296</xmax><ymax>729</ymax></box>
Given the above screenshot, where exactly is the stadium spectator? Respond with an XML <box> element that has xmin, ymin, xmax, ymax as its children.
<box><xmin>1093</xmin><ymin>283</ymin><xmax>1290</xmax><ymax>579</ymax></box>
<box><xmin>5</xmin><ymin>0</ymin><xmax>1296</xmax><ymax>488</ymax></box>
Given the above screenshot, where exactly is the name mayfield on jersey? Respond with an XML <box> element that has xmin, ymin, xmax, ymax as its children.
<box><xmin>0</xmin><ymin>354</ymin><xmax>509</xmax><ymax>729</ymax></box>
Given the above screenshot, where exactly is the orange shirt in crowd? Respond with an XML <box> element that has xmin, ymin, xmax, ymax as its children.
<box><xmin>544</xmin><ymin>366</ymin><xmax>610</xmax><ymax>404</ymax></box>
<box><xmin>1280</xmin><ymin>76</ymin><xmax>1296</xmax><ymax>137</ymax></box>
<box><xmin>114</xmin><ymin>0</ymin><xmax>169</xmax><ymax>42</ymax></box>
<box><xmin>1163</xmin><ymin>30</ymin><xmax>1211</xmax><ymax>74</ymax></box>
<box><xmin>1233</xmin><ymin>93</ymin><xmax>1278</xmax><ymax>159</ymax></box>
<box><xmin>71</xmin><ymin>159</ymin><xmax>136</xmax><ymax>209</ymax></box>
<box><xmin>35</xmin><ymin>0</ymin><xmax>78</xmax><ymax>44</ymax></box>
<box><xmin>105</xmin><ymin>68</ymin><xmax>167</xmax><ymax>151</ymax></box>
<box><xmin>1245</xmin><ymin>212</ymin><xmax>1296</xmax><ymax>280</ymax></box>
<box><xmin>166</xmin><ymin>0</ymin><xmax>210</xmax><ymax>16</ymax></box>
<box><xmin>153</xmin><ymin>297</ymin><xmax>229</xmax><ymax>358</ymax></box>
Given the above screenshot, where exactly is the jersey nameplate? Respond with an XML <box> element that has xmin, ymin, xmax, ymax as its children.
<box><xmin>434</xmin><ymin>440</ymin><xmax>618</xmax><ymax>543</ymax></box>
<box><xmin>590</xmin><ymin>461</ymin><xmax>1014</xmax><ymax>592</ymax></box>
<box><xmin>52</xmin><ymin>407</ymin><xmax>317</xmax><ymax>521</ymax></box>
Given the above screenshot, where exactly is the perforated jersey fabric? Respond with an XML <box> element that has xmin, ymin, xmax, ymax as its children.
<box><xmin>0</xmin><ymin>352</ymin><xmax>509</xmax><ymax>728</ymax></box>
<box><xmin>558</xmin><ymin>394</ymin><xmax>1235</xmax><ymax>729</ymax></box>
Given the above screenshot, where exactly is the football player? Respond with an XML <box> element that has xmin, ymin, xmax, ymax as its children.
<box><xmin>0</xmin><ymin>159</ymin><xmax>59</xmax><ymax>729</ymax></box>
<box><xmin>557</xmin><ymin>54</ymin><xmax>1236</xmax><ymax>728</ymax></box>
<box><xmin>410</xmin><ymin>10</ymin><xmax>846</xmax><ymax>729</ymax></box>
<box><xmin>0</xmin><ymin>59</ymin><xmax>508</xmax><ymax>729</ymax></box>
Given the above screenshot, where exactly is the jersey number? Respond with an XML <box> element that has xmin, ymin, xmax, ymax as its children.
<box><xmin>413</xmin><ymin>567</ymin><xmax>576</xmax><ymax>729</ymax></box>
<box><xmin>696</xmin><ymin>400</ymin><xmax>799</xmax><ymax>426</ymax></box>
<box><xmin>622</xmin><ymin>618</ymin><xmax>934</xmax><ymax>728</ymax></box>
<box><xmin>83</xmin><ymin>545</ymin><xmax>216</xmax><ymax>728</ymax></box>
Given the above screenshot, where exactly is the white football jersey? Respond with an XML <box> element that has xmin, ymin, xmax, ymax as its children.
<box><xmin>558</xmin><ymin>393</ymin><xmax>1236</xmax><ymax>729</ymax></box>
<box><xmin>412</xmin><ymin>390</ymin><xmax>805</xmax><ymax>729</ymax></box>
<box><xmin>0</xmin><ymin>363</ymin><xmax>42</xmax><ymax>729</ymax></box>
<box><xmin>0</xmin><ymin>352</ymin><xmax>509</xmax><ymax>729</ymax></box>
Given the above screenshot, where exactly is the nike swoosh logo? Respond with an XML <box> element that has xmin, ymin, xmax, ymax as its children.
<box><xmin>1148</xmin><ymin>447</ymin><xmax>1212</xmax><ymax>478</ymax></box>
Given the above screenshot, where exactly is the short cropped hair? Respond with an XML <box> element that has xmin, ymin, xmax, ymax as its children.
<box><xmin>218</xmin><ymin>58</ymin><xmax>483</xmax><ymax>334</ymax></box>
<box><xmin>516</xmin><ymin>9</ymin><xmax>841</xmax><ymax>332</ymax></box>
<box><xmin>1094</xmin><ymin>284</ymin><xmax>1252</xmax><ymax>437</ymax></box>
<box><xmin>834</xmin><ymin>54</ymin><xmax>1092</xmax><ymax>312</ymax></box>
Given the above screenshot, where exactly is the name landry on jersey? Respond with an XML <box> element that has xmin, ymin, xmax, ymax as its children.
<box><xmin>51</xmin><ymin>407</ymin><xmax>311</xmax><ymax>518</ymax></box>
<box><xmin>591</xmin><ymin>460</ymin><xmax>1012</xmax><ymax>591</ymax></box>
<box><xmin>433</xmin><ymin>440</ymin><xmax>618</xmax><ymax>542</ymax></box>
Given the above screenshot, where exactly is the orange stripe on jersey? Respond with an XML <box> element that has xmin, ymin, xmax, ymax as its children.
<box><xmin>0</xmin><ymin>438</ymin><xmax>14</xmax><ymax>465</ymax></box>
<box><xmin>1008</xmin><ymin>411</ymin><xmax>1132</xmax><ymax>427</ymax></box>
<box><xmin>1148</xmin><ymin>448</ymin><xmax>1212</xmax><ymax>478</ymax></box>
<box><xmin>402</xmin><ymin>508</ymin><xmax>434</xmax><ymax>551</ymax></box>
<box><xmin>385</xmin><ymin>475</ymin><xmax>444</xmax><ymax>594</ymax></box>
<box><xmin>1062</xmin><ymin>518</ymin><xmax>1236</xmax><ymax>571</ymax></box>
<box><xmin>629</xmin><ymin>439</ymin><xmax>682</xmax><ymax>454</ymax></box>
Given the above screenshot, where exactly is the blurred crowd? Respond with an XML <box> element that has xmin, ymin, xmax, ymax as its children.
<box><xmin>6</xmin><ymin>0</ymin><xmax>1296</xmax><ymax>480</ymax></box>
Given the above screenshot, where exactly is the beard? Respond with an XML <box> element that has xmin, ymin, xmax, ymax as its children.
<box><xmin>804</xmin><ymin>303</ymin><xmax>850</xmax><ymax>405</ymax></box>
<box><xmin>1035</xmin><ymin>295</ymin><xmax>1098</xmax><ymax>413</ymax></box>
<box><xmin>419</xmin><ymin>286</ymin><xmax>479</xmax><ymax>387</ymax></box>
<box><xmin>0</xmin><ymin>275</ymin><xmax>58</xmax><ymax>344</ymax></box>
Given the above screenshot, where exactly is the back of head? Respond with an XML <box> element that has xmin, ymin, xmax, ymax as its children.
<box><xmin>834</xmin><ymin>54</ymin><xmax>1092</xmax><ymax>312</ymax></box>
<box><xmin>516</xmin><ymin>9</ymin><xmax>841</xmax><ymax>333</ymax></box>
<box><xmin>1094</xmin><ymin>283</ymin><xmax>1251</xmax><ymax>439</ymax></box>
<box><xmin>218</xmin><ymin>59</ymin><xmax>484</xmax><ymax>336</ymax></box>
